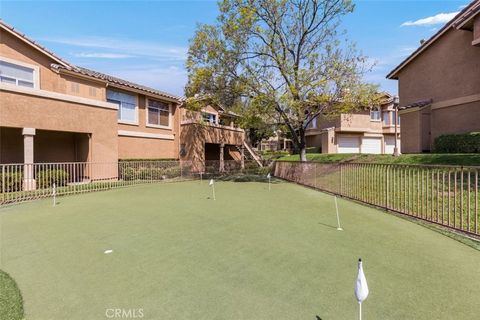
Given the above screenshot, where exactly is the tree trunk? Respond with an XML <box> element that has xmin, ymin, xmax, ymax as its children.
<box><xmin>300</xmin><ymin>147</ymin><xmax>307</xmax><ymax>162</ymax></box>
<box><xmin>299</xmin><ymin>128</ymin><xmax>307</xmax><ymax>162</ymax></box>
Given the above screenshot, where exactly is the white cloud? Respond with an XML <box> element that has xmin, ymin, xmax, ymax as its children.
<box><xmin>41</xmin><ymin>36</ymin><xmax>187</xmax><ymax>61</ymax></box>
<box><xmin>72</xmin><ymin>52</ymin><xmax>134</xmax><ymax>59</ymax></box>
<box><xmin>401</xmin><ymin>12</ymin><xmax>459</xmax><ymax>27</ymax></box>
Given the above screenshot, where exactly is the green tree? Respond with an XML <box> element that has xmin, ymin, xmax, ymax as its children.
<box><xmin>186</xmin><ymin>0</ymin><xmax>379</xmax><ymax>161</ymax></box>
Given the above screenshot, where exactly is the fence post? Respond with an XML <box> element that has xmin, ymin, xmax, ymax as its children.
<box><xmin>385</xmin><ymin>167</ymin><xmax>389</xmax><ymax>209</ymax></box>
<box><xmin>340</xmin><ymin>164</ymin><xmax>343</xmax><ymax>195</ymax></box>
<box><xmin>1</xmin><ymin>165</ymin><xmax>4</xmax><ymax>203</ymax></box>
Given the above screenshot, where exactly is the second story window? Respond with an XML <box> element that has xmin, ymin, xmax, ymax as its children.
<box><xmin>107</xmin><ymin>89</ymin><xmax>137</xmax><ymax>124</ymax></box>
<box><xmin>202</xmin><ymin>112</ymin><xmax>217</xmax><ymax>124</ymax></box>
<box><xmin>147</xmin><ymin>99</ymin><xmax>170</xmax><ymax>127</ymax></box>
<box><xmin>308</xmin><ymin>116</ymin><xmax>317</xmax><ymax>129</ymax></box>
<box><xmin>0</xmin><ymin>60</ymin><xmax>35</xmax><ymax>88</ymax></box>
<box><xmin>383</xmin><ymin>112</ymin><xmax>390</xmax><ymax>126</ymax></box>
<box><xmin>370</xmin><ymin>106</ymin><xmax>381</xmax><ymax>122</ymax></box>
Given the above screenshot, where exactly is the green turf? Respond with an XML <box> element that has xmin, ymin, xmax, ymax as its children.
<box><xmin>278</xmin><ymin>153</ymin><xmax>480</xmax><ymax>166</ymax></box>
<box><xmin>0</xmin><ymin>270</ymin><xmax>24</xmax><ymax>320</ymax></box>
<box><xmin>1</xmin><ymin>181</ymin><xmax>480</xmax><ymax>319</ymax></box>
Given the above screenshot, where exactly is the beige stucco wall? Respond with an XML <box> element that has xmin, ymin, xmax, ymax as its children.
<box><xmin>399</xmin><ymin>110</ymin><xmax>422</xmax><ymax>153</ymax></box>
<box><xmin>1</xmin><ymin>27</ymin><xmax>183</xmax><ymax>162</ymax></box>
<box><xmin>116</xmin><ymin>93</ymin><xmax>180</xmax><ymax>159</ymax></box>
<box><xmin>0</xmin><ymin>91</ymin><xmax>118</xmax><ymax>163</ymax></box>
<box><xmin>395</xmin><ymin>27</ymin><xmax>480</xmax><ymax>153</ymax></box>
<box><xmin>431</xmin><ymin>101</ymin><xmax>480</xmax><ymax>141</ymax></box>
<box><xmin>398</xmin><ymin>29</ymin><xmax>480</xmax><ymax>107</ymax></box>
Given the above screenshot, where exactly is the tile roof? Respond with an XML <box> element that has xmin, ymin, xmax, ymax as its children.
<box><xmin>1</xmin><ymin>19</ymin><xmax>184</xmax><ymax>103</ymax></box>
<box><xmin>51</xmin><ymin>64</ymin><xmax>183</xmax><ymax>102</ymax></box>
<box><xmin>0</xmin><ymin>20</ymin><xmax>73</xmax><ymax>69</ymax></box>
<box><xmin>387</xmin><ymin>0</ymin><xmax>480</xmax><ymax>79</ymax></box>
<box><xmin>399</xmin><ymin>99</ymin><xmax>433</xmax><ymax>110</ymax></box>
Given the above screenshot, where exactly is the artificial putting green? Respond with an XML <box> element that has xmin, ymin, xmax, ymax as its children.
<box><xmin>1</xmin><ymin>180</ymin><xmax>479</xmax><ymax>319</ymax></box>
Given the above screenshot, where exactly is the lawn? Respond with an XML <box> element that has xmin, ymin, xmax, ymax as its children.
<box><xmin>1</xmin><ymin>181</ymin><xmax>480</xmax><ymax>319</ymax></box>
<box><xmin>277</xmin><ymin>153</ymin><xmax>480</xmax><ymax>166</ymax></box>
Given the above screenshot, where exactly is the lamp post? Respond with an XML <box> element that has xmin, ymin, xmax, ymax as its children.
<box><xmin>393</xmin><ymin>95</ymin><xmax>401</xmax><ymax>157</ymax></box>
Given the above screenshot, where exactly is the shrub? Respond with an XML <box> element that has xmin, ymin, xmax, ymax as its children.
<box><xmin>119</xmin><ymin>165</ymin><xmax>182</xmax><ymax>180</ymax></box>
<box><xmin>433</xmin><ymin>132</ymin><xmax>480</xmax><ymax>153</ymax></box>
<box><xmin>306</xmin><ymin>147</ymin><xmax>321</xmax><ymax>153</ymax></box>
<box><xmin>36</xmin><ymin>169</ymin><xmax>70</xmax><ymax>189</ymax></box>
<box><xmin>0</xmin><ymin>171</ymin><xmax>23</xmax><ymax>192</ymax></box>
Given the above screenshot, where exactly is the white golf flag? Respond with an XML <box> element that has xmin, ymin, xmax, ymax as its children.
<box><xmin>267</xmin><ymin>173</ymin><xmax>271</xmax><ymax>179</ymax></box>
<box><xmin>355</xmin><ymin>258</ymin><xmax>369</xmax><ymax>303</ymax></box>
<box><xmin>209</xmin><ymin>179</ymin><xmax>214</xmax><ymax>186</ymax></box>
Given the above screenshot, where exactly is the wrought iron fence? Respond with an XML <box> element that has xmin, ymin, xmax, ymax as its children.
<box><xmin>274</xmin><ymin>161</ymin><xmax>480</xmax><ymax>236</ymax></box>
<box><xmin>0</xmin><ymin>160</ymin><xmax>265</xmax><ymax>205</ymax></box>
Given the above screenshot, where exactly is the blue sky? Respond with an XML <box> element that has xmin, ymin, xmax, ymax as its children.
<box><xmin>0</xmin><ymin>0</ymin><xmax>470</xmax><ymax>96</ymax></box>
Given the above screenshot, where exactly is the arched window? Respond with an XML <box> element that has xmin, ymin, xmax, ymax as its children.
<box><xmin>370</xmin><ymin>106</ymin><xmax>381</xmax><ymax>121</ymax></box>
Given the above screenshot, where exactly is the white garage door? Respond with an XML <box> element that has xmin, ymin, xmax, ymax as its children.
<box><xmin>384</xmin><ymin>136</ymin><xmax>400</xmax><ymax>154</ymax></box>
<box><xmin>361</xmin><ymin>137</ymin><xmax>382</xmax><ymax>154</ymax></box>
<box><xmin>338</xmin><ymin>136</ymin><xmax>360</xmax><ymax>153</ymax></box>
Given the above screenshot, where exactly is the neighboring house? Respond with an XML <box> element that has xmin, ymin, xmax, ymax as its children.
<box><xmin>0</xmin><ymin>21</ymin><xmax>253</xmax><ymax>185</ymax></box>
<box><xmin>179</xmin><ymin>104</ymin><xmax>245</xmax><ymax>164</ymax></box>
<box><xmin>305</xmin><ymin>93</ymin><xmax>400</xmax><ymax>154</ymax></box>
<box><xmin>387</xmin><ymin>0</ymin><xmax>480</xmax><ymax>153</ymax></box>
<box><xmin>259</xmin><ymin>131</ymin><xmax>293</xmax><ymax>152</ymax></box>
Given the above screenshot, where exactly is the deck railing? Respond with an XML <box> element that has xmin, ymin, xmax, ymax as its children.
<box><xmin>0</xmin><ymin>160</ymin><xmax>265</xmax><ymax>205</ymax></box>
<box><xmin>274</xmin><ymin>161</ymin><xmax>480</xmax><ymax>237</ymax></box>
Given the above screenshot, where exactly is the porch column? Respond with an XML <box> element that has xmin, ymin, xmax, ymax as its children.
<box><xmin>240</xmin><ymin>145</ymin><xmax>245</xmax><ymax>169</ymax></box>
<box><xmin>22</xmin><ymin>128</ymin><xmax>36</xmax><ymax>191</ymax></box>
<box><xmin>219</xmin><ymin>143</ymin><xmax>225</xmax><ymax>172</ymax></box>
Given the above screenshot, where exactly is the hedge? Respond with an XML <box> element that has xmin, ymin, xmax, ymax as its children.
<box><xmin>433</xmin><ymin>132</ymin><xmax>480</xmax><ymax>153</ymax></box>
<box><xmin>36</xmin><ymin>169</ymin><xmax>70</xmax><ymax>189</ymax></box>
<box><xmin>0</xmin><ymin>171</ymin><xmax>23</xmax><ymax>192</ymax></box>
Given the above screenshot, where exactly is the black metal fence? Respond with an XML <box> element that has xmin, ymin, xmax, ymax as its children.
<box><xmin>274</xmin><ymin>161</ymin><xmax>480</xmax><ymax>237</ymax></box>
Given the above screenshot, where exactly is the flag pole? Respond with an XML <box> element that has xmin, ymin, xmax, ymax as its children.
<box><xmin>209</xmin><ymin>179</ymin><xmax>216</xmax><ymax>200</ymax></box>
<box><xmin>335</xmin><ymin>196</ymin><xmax>342</xmax><ymax>231</ymax></box>
<box><xmin>359</xmin><ymin>302</ymin><xmax>362</xmax><ymax>320</ymax></box>
<box><xmin>267</xmin><ymin>173</ymin><xmax>271</xmax><ymax>191</ymax></box>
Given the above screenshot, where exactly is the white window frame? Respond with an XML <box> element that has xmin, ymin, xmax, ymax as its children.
<box><xmin>202</xmin><ymin>112</ymin><xmax>217</xmax><ymax>125</ymax></box>
<box><xmin>146</xmin><ymin>98</ymin><xmax>172</xmax><ymax>129</ymax></box>
<box><xmin>370</xmin><ymin>106</ymin><xmax>381</xmax><ymax>122</ymax></box>
<box><xmin>383</xmin><ymin>111</ymin><xmax>390</xmax><ymax>126</ymax></box>
<box><xmin>107</xmin><ymin>89</ymin><xmax>139</xmax><ymax>125</ymax></box>
<box><xmin>0</xmin><ymin>56</ymin><xmax>40</xmax><ymax>89</ymax></box>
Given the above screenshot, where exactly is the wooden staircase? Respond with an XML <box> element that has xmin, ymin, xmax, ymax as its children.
<box><xmin>237</xmin><ymin>141</ymin><xmax>263</xmax><ymax>167</ymax></box>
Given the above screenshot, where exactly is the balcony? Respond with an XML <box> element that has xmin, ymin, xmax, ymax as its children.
<box><xmin>181</xmin><ymin>113</ymin><xmax>244</xmax><ymax>146</ymax></box>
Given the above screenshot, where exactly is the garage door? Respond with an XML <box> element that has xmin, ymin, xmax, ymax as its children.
<box><xmin>384</xmin><ymin>136</ymin><xmax>400</xmax><ymax>154</ymax></box>
<box><xmin>338</xmin><ymin>136</ymin><xmax>360</xmax><ymax>153</ymax></box>
<box><xmin>361</xmin><ymin>137</ymin><xmax>382</xmax><ymax>154</ymax></box>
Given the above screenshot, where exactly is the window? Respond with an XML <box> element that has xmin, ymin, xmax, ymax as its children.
<box><xmin>107</xmin><ymin>89</ymin><xmax>137</xmax><ymax>123</ymax></box>
<box><xmin>147</xmin><ymin>99</ymin><xmax>170</xmax><ymax>127</ymax></box>
<box><xmin>0</xmin><ymin>60</ymin><xmax>35</xmax><ymax>88</ymax></box>
<box><xmin>202</xmin><ymin>112</ymin><xmax>217</xmax><ymax>124</ymax></box>
<box><xmin>394</xmin><ymin>113</ymin><xmax>400</xmax><ymax>126</ymax></box>
<box><xmin>370</xmin><ymin>107</ymin><xmax>381</xmax><ymax>121</ymax></box>
<box><xmin>89</xmin><ymin>87</ymin><xmax>96</xmax><ymax>97</ymax></box>
<box><xmin>308</xmin><ymin>117</ymin><xmax>318</xmax><ymax>129</ymax></box>
<box><xmin>70</xmin><ymin>82</ymin><xmax>80</xmax><ymax>93</ymax></box>
<box><xmin>383</xmin><ymin>112</ymin><xmax>390</xmax><ymax>126</ymax></box>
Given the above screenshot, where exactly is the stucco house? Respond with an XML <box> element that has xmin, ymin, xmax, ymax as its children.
<box><xmin>0</xmin><ymin>20</ymin><xmax>253</xmax><ymax>181</ymax></box>
<box><xmin>305</xmin><ymin>93</ymin><xmax>400</xmax><ymax>154</ymax></box>
<box><xmin>387</xmin><ymin>0</ymin><xmax>480</xmax><ymax>153</ymax></box>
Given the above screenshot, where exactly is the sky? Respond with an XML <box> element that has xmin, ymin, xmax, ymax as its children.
<box><xmin>0</xmin><ymin>0</ymin><xmax>471</xmax><ymax>97</ymax></box>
